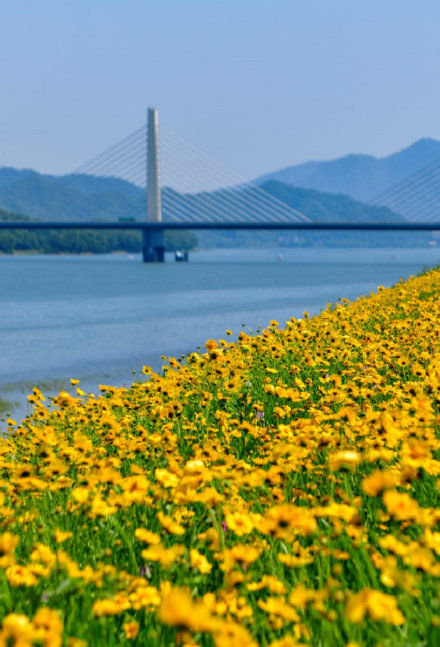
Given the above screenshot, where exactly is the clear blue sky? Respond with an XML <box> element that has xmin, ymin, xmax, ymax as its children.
<box><xmin>1</xmin><ymin>0</ymin><xmax>440</xmax><ymax>178</ymax></box>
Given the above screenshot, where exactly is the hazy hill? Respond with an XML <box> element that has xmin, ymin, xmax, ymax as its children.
<box><xmin>0</xmin><ymin>169</ymin><xmax>144</xmax><ymax>221</ymax></box>
<box><xmin>0</xmin><ymin>206</ymin><xmax>29</xmax><ymax>221</ymax></box>
<box><xmin>0</xmin><ymin>167</ymin><xmax>401</xmax><ymax>224</ymax></box>
<box><xmin>2</xmin><ymin>137</ymin><xmax>440</xmax><ymax>223</ymax></box>
<box><xmin>256</xmin><ymin>138</ymin><xmax>440</xmax><ymax>202</ymax></box>
<box><xmin>257</xmin><ymin>181</ymin><xmax>401</xmax><ymax>223</ymax></box>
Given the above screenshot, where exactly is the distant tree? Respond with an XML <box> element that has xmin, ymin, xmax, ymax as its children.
<box><xmin>0</xmin><ymin>208</ymin><xmax>198</xmax><ymax>254</ymax></box>
<box><xmin>164</xmin><ymin>230</ymin><xmax>197</xmax><ymax>251</ymax></box>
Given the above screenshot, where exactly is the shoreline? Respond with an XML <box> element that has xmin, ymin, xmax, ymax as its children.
<box><xmin>1</xmin><ymin>245</ymin><xmax>439</xmax><ymax>427</ymax></box>
<box><xmin>2</xmin><ymin>268</ymin><xmax>440</xmax><ymax>644</ymax></box>
<box><xmin>0</xmin><ymin>238</ymin><xmax>439</xmax><ymax>259</ymax></box>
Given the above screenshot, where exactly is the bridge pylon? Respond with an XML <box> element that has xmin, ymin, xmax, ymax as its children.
<box><xmin>143</xmin><ymin>107</ymin><xmax>165</xmax><ymax>262</ymax></box>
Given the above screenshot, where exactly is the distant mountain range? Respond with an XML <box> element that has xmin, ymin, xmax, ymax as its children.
<box><xmin>0</xmin><ymin>169</ymin><xmax>143</xmax><ymax>222</ymax></box>
<box><xmin>0</xmin><ymin>168</ymin><xmax>401</xmax><ymax>225</ymax></box>
<box><xmin>1</xmin><ymin>137</ymin><xmax>439</xmax><ymax>224</ymax></box>
<box><xmin>255</xmin><ymin>138</ymin><xmax>440</xmax><ymax>203</ymax></box>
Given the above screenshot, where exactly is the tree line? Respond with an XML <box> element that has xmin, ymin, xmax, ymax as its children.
<box><xmin>0</xmin><ymin>211</ymin><xmax>197</xmax><ymax>254</ymax></box>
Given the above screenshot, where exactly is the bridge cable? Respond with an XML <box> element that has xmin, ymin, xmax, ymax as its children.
<box><xmin>160</xmin><ymin>135</ymin><xmax>302</xmax><ymax>223</ymax></box>
<box><xmin>160</xmin><ymin>126</ymin><xmax>309</xmax><ymax>223</ymax></box>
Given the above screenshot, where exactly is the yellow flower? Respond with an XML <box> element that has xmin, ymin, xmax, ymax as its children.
<box><xmin>54</xmin><ymin>530</ymin><xmax>73</xmax><ymax>543</ymax></box>
<box><xmin>90</xmin><ymin>495</ymin><xmax>117</xmax><ymax>517</ymax></box>
<box><xmin>0</xmin><ymin>532</ymin><xmax>19</xmax><ymax>568</ymax></box>
<box><xmin>33</xmin><ymin>607</ymin><xmax>63</xmax><ymax>646</ymax></box>
<box><xmin>248</xmin><ymin>575</ymin><xmax>286</xmax><ymax>594</ymax></box>
<box><xmin>277</xmin><ymin>553</ymin><xmax>314</xmax><ymax>567</ymax></box>
<box><xmin>31</xmin><ymin>544</ymin><xmax>56</xmax><ymax>572</ymax></box>
<box><xmin>328</xmin><ymin>450</ymin><xmax>361</xmax><ymax>471</ymax></box>
<box><xmin>155</xmin><ymin>468</ymin><xmax>179</xmax><ymax>489</ymax></box>
<box><xmin>157</xmin><ymin>511</ymin><xmax>185</xmax><ymax>535</ymax></box>
<box><xmin>362</xmin><ymin>469</ymin><xmax>398</xmax><ymax>496</ymax></box>
<box><xmin>55</xmin><ymin>390</ymin><xmax>74</xmax><ymax>407</ymax></box>
<box><xmin>190</xmin><ymin>549</ymin><xmax>212</xmax><ymax>574</ymax></box>
<box><xmin>267</xmin><ymin>638</ymin><xmax>307</xmax><ymax>647</ymax></box>
<box><xmin>67</xmin><ymin>639</ymin><xmax>88</xmax><ymax>647</ymax></box>
<box><xmin>6</xmin><ymin>565</ymin><xmax>38</xmax><ymax>587</ymax></box>
<box><xmin>123</xmin><ymin>621</ymin><xmax>139</xmax><ymax>639</ymax></box>
<box><xmin>71</xmin><ymin>487</ymin><xmax>90</xmax><ymax>504</ymax></box>
<box><xmin>383</xmin><ymin>490</ymin><xmax>420</xmax><ymax>521</ymax></box>
<box><xmin>141</xmin><ymin>543</ymin><xmax>185</xmax><ymax>568</ymax></box>
<box><xmin>258</xmin><ymin>596</ymin><xmax>299</xmax><ymax>623</ymax></box>
<box><xmin>224</xmin><ymin>511</ymin><xmax>255</xmax><ymax>536</ymax></box>
<box><xmin>158</xmin><ymin>587</ymin><xmax>217</xmax><ymax>633</ymax></box>
<box><xmin>0</xmin><ymin>613</ymin><xmax>36</xmax><ymax>645</ymax></box>
<box><xmin>261</xmin><ymin>504</ymin><xmax>317</xmax><ymax>538</ymax></box>
<box><xmin>127</xmin><ymin>584</ymin><xmax>160</xmax><ymax>610</ymax></box>
<box><xmin>219</xmin><ymin>545</ymin><xmax>262</xmax><ymax>571</ymax></box>
<box><xmin>346</xmin><ymin>588</ymin><xmax>404</xmax><ymax>625</ymax></box>
<box><xmin>134</xmin><ymin>528</ymin><xmax>161</xmax><ymax>544</ymax></box>
<box><xmin>289</xmin><ymin>583</ymin><xmax>326</xmax><ymax>609</ymax></box>
<box><xmin>92</xmin><ymin>598</ymin><xmax>129</xmax><ymax>617</ymax></box>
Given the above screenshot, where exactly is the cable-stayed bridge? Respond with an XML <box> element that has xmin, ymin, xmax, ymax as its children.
<box><xmin>2</xmin><ymin>108</ymin><xmax>440</xmax><ymax>261</ymax></box>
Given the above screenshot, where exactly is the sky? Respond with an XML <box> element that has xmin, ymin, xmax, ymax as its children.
<box><xmin>1</xmin><ymin>0</ymin><xmax>440</xmax><ymax>179</ymax></box>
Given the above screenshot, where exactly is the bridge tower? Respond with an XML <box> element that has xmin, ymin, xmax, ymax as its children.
<box><xmin>143</xmin><ymin>107</ymin><xmax>164</xmax><ymax>262</ymax></box>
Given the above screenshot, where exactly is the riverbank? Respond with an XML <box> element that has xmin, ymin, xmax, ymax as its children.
<box><xmin>1</xmin><ymin>268</ymin><xmax>440</xmax><ymax>645</ymax></box>
<box><xmin>2</xmin><ymin>246</ymin><xmax>440</xmax><ymax>424</ymax></box>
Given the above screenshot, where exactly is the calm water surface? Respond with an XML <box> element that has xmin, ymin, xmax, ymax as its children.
<box><xmin>1</xmin><ymin>246</ymin><xmax>439</xmax><ymax>418</ymax></box>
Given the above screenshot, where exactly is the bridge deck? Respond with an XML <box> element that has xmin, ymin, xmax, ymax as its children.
<box><xmin>1</xmin><ymin>221</ymin><xmax>440</xmax><ymax>231</ymax></box>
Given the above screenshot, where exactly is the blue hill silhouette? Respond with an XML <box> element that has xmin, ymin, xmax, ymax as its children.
<box><xmin>256</xmin><ymin>138</ymin><xmax>440</xmax><ymax>202</ymax></box>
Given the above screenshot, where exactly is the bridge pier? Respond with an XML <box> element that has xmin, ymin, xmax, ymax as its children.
<box><xmin>142</xmin><ymin>228</ymin><xmax>165</xmax><ymax>262</ymax></box>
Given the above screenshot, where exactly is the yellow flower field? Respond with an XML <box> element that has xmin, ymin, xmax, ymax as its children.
<box><xmin>2</xmin><ymin>268</ymin><xmax>440</xmax><ymax>646</ymax></box>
